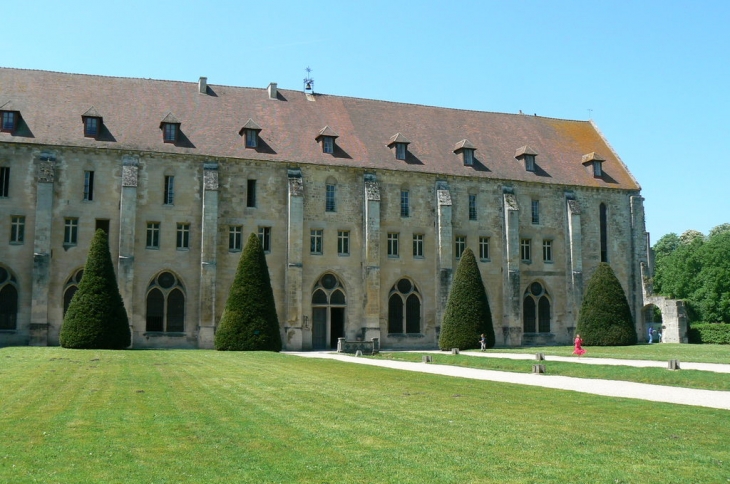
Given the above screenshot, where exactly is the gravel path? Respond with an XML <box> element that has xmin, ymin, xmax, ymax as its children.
<box><xmin>287</xmin><ymin>351</ymin><xmax>730</xmax><ymax>410</ymax></box>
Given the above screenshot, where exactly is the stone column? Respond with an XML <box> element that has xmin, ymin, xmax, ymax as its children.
<box><xmin>502</xmin><ymin>191</ymin><xmax>521</xmax><ymax>346</ymax></box>
<box><xmin>362</xmin><ymin>174</ymin><xmax>382</xmax><ymax>341</ymax></box>
<box><xmin>566</xmin><ymin>197</ymin><xmax>583</xmax><ymax>333</ymax></box>
<box><xmin>118</xmin><ymin>155</ymin><xmax>139</xmax><ymax>347</ymax></box>
<box><xmin>29</xmin><ymin>153</ymin><xmax>56</xmax><ymax>346</ymax></box>
<box><xmin>197</xmin><ymin>162</ymin><xmax>219</xmax><ymax>349</ymax></box>
<box><xmin>285</xmin><ymin>168</ymin><xmax>304</xmax><ymax>350</ymax></box>
<box><xmin>435</xmin><ymin>181</ymin><xmax>453</xmax><ymax>331</ymax></box>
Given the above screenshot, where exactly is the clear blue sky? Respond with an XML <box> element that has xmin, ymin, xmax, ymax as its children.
<box><xmin>4</xmin><ymin>1</ymin><xmax>729</xmax><ymax>243</ymax></box>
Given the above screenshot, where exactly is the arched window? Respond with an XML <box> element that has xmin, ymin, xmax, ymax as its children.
<box><xmin>600</xmin><ymin>203</ymin><xmax>608</xmax><ymax>263</ymax></box>
<box><xmin>0</xmin><ymin>266</ymin><xmax>19</xmax><ymax>330</ymax></box>
<box><xmin>63</xmin><ymin>268</ymin><xmax>84</xmax><ymax>317</ymax></box>
<box><xmin>523</xmin><ymin>282</ymin><xmax>551</xmax><ymax>333</ymax></box>
<box><xmin>388</xmin><ymin>278</ymin><xmax>421</xmax><ymax>334</ymax></box>
<box><xmin>146</xmin><ymin>272</ymin><xmax>186</xmax><ymax>332</ymax></box>
<box><xmin>311</xmin><ymin>273</ymin><xmax>346</xmax><ymax>350</ymax></box>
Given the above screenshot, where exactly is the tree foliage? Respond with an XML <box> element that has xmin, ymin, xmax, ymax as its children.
<box><xmin>653</xmin><ymin>225</ymin><xmax>730</xmax><ymax>323</ymax></box>
<box><xmin>575</xmin><ymin>262</ymin><xmax>637</xmax><ymax>346</ymax></box>
<box><xmin>215</xmin><ymin>233</ymin><xmax>282</xmax><ymax>351</ymax></box>
<box><xmin>60</xmin><ymin>229</ymin><xmax>131</xmax><ymax>349</ymax></box>
<box><xmin>439</xmin><ymin>248</ymin><xmax>495</xmax><ymax>350</ymax></box>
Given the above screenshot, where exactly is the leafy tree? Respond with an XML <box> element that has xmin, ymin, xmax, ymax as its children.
<box><xmin>708</xmin><ymin>223</ymin><xmax>730</xmax><ymax>238</ymax></box>
<box><xmin>679</xmin><ymin>229</ymin><xmax>705</xmax><ymax>245</ymax></box>
<box><xmin>60</xmin><ymin>229</ymin><xmax>131</xmax><ymax>349</ymax></box>
<box><xmin>439</xmin><ymin>248</ymin><xmax>495</xmax><ymax>350</ymax></box>
<box><xmin>575</xmin><ymin>262</ymin><xmax>637</xmax><ymax>346</ymax></box>
<box><xmin>215</xmin><ymin>233</ymin><xmax>282</xmax><ymax>351</ymax></box>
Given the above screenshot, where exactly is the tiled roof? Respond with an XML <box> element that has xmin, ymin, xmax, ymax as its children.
<box><xmin>0</xmin><ymin>68</ymin><xmax>640</xmax><ymax>190</ymax></box>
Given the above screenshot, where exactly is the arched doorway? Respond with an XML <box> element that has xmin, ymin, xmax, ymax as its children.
<box><xmin>311</xmin><ymin>273</ymin><xmax>346</xmax><ymax>350</ymax></box>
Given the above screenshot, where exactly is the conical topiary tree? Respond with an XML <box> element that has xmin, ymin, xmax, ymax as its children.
<box><xmin>575</xmin><ymin>262</ymin><xmax>637</xmax><ymax>346</ymax></box>
<box><xmin>215</xmin><ymin>233</ymin><xmax>282</xmax><ymax>351</ymax></box>
<box><xmin>439</xmin><ymin>248</ymin><xmax>495</xmax><ymax>350</ymax></box>
<box><xmin>60</xmin><ymin>229</ymin><xmax>131</xmax><ymax>349</ymax></box>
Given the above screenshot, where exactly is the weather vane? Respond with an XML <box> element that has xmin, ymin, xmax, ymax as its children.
<box><xmin>303</xmin><ymin>67</ymin><xmax>314</xmax><ymax>94</ymax></box>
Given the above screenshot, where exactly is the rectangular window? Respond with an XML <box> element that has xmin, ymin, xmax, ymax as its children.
<box><xmin>164</xmin><ymin>176</ymin><xmax>174</xmax><ymax>205</ymax></box>
<box><xmin>469</xmin><ymin>194</ymin><xmax>477</xmax><ymax>221</ymax></box>
<box><xmin>593</xmin><ymin>162</ymin><xmax>603</xmax><ymax>177</ymax></box>
<box><xmin>325</xmin><ymin>184</ymin><xmax>336</xmax><ymax>212</ymax></box>
<box><xmin>337</xmin><ymin>230</ymin><xmax>350</xmax><ymax>256</ymax></box>
<box><xmin>0</xmin><ymin>167</ymin><xmax>9</xmax><ymax>197</ymax></box>
<box><xmin>479</xmin><ymin>236</ymin><xmax>490</xmax><ymax>261</ymax></box>
<box><xmin>323</xmin><ymin>137</ymin><xmax>334</xmax><ymax>154</ymax></box>
<box><xmin>247</xmin><ymin>179</ymin><xmax>257</xmax><ymax>208</ymax></box>
<box><xmin>258</xmin><ymin>226</ymin><xmax>271</xmax><ymax>252</ymax></box>
<box><xmin>400</xmin><ymin>190</ymin><xmax>409</xmax><ymax>217</ymax></box>
<box><xmin>525</xmin><ymin>155</ymin><xmax>536</xmax><ymax>172</ymax></box>
<box><xmin>463</xmin><ymin>149</ymin><xmax>474</xmax><ymax>166</ymax></box>
<box><xmin>229</xmin><ymin>226</ymin><xmax>242</xmax><ymax>251</ymax></box>
<box><xmin>146</xmin><ymin>222</ymin><xmax>160</xmax><ymax>249</ymax></box>
<box><xmin>84</xmin><ymin>171</ymin><xmax>94</xmax><ymax>201</ymax></box>
<box><xmin>387</xmin><ymin>232</ymin><xmax>399</xmax><ymax>257</ymax></box>
<box><xmin>520</xmin><ymin>238</ymin><xmax>531</xmax><ymax>262</ymax></box>
<box><xmin>245</xmin><ymin>129</ymin><xmax>258</xmax><ymax>148</ymax></box>
<box><xmin>64</xmin><ymin>218</ymin><xmax>78</xmax><ymax>246</ymax></box>
<box><xmin>177</xmin><ymin>223</ymin><xmax>190</xmax><ymax>250</ymax></box>
<box><xmin>1</xmin><ymin>111</ymin><xmax>17</xmax><ymax>132</ymax></box>
<box><xmin>84</xmin><ymin>117</ymin><xmax>99</xmax><ymax>137</ymax></box>
<box><xmin>163</xmin><ymin>123</ymin><xmax>177</xmax><ymax>142</ymax></box>
<box><xmin>455</xmin><ymin>236</ymin><xmax>466</xmax><ymax>259</ymax></box>
<box><xmin>413</xmin><ymin>234</ymin><xmax>424</xmax><ymax>258</ymax></box>
<box><xmin>310</xmin><ymin>229</ymin><xmax>323</xmax><ymax>255</ymax></box>
<box><xmin>10</xmin><ymin>216</ymin><xmax>24</xmax><ymax>243</ymax></box>
<box><xmin>396</xmin><ymin>143</ymin><xmax>406</xmax><ymax>160</ymax></box>
<box><xmin>543</xmin><ymin>239</ymin><xmax>553</xmax><ymax>262</ymax></box>
<box><xmin>531</xmin><ymin>199</ymin><xmax>539</xmax><ymax>224</ymax></box>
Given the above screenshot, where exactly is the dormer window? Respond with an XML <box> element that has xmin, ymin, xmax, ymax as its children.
<box><xmin>315</xmin><ymin>126</ymin><xmax>339</xmax><ymax>154</ymax></box>
<box><xmin>515</xmin><ymin>146</ymin><xmax>539</xmax><ymax>172</ymax></box>
<box><xmin>1</xmin><ymin>110</ymin><xmax>19</xmax><ymax>133</ymax></box>
<box><xmin>582</xmin><ymin>152</ymin><xmax>605</xmax><ymax>178</ymax></box>
<box><xmin>387</xmin><ymin>133</ymin><xmax>410</xmax><ymax>161</ymax></box>
<box><xmin>159</xmin><ymin>112</ymin><xmax>181</xmax><ymax>143</ymax></box>
<box><xmin>81</xmin><ymin>107</ymin><xmax>103</xmax><ymax>138</ymax></box>
<box><xmin>453</xmin><ymin>139</ymin><xmax>477</xmax><ymax>166</ymax></box>
<box><xmin>239</xmin><ymin>118</ymin><xmax>262</xmax><ymax>149</ymax></box>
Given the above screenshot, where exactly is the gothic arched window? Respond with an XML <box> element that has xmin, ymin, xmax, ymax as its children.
<box><xmin>523</xmin><ymin>282</ymin><xmax>551</xmax><ymax>334</ymax></box>
<box><xmin>146</xmin><ymin>272</ymin><xmax>186</xmax><ymax>332</ymax></box>
<box><xmin>0</xmin><ymin>266</ymin><xmax>18</xmax><ymax>330</ymax></box>
<box><xmin>388</xmin><ymin>278</ymin><xmax>421</xmax><ymax>334</ymax></box>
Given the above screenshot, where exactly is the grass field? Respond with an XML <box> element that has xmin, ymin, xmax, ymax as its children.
<box><xmin>0</xmin><ymin>347</ymin><xmax>728</xmax><ymax>483</ymax></box>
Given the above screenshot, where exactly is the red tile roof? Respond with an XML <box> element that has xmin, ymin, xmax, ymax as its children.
<box><xmin>0</xmin><ymin>68</ymin><xmax>639</xmax><ymax>190</ymax></box>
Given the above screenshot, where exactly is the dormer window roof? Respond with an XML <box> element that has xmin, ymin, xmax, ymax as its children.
<box><xmin>453</xmin><ymin>139</ymin><xmax>477</xmax><ymax>166</ymax></box>
<box><xmin>387</xmin><ymin>133</ymin><xmax>410</xmax><ymax>160</ymax></box>
<box><xmin>315</xmin><ymin>126</ymin><xmax>339</xmax><ymax>154</ymax></box>
<box><xmin>582</xmin><ymin>152</ymin><xmax>605</xmax><ymax>177</ymax></box>
<box><xmin>239</xmin><ymin>118</ymin><xmax>262</xmax><ymax>148</ymax></box>
<box><xmin>81</xmin><ymin>107</ymin><xmax>103</xmax><ymax>138</ymax></box>
<box><xmin>0</xmin><ymin>102</ymin><xmax>20</xmax><ymax>133</ymax></box>
<box><xmin>159</xmin><ymin>112</ymin><xmax>181</xmax><ymax>143</ymax></box>
<box><xmin>515</xmin><ymin>145</ymin><xmax>539</xmax><ymax>172</ymax></box>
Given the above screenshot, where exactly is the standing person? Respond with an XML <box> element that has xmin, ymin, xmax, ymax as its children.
<box><xmin>573</xmin><ymin>334</ymin><xmax>586</xmax><ymax>356</ymax></box>
<box><xmin>479</xmin><ymin>334</ymin><xmax>487</xmax><ymax>352</ymax></box>
<box><xmin>648</xmin><ymin>325</ymin><xmax>654</xmax><ymax>344</ymax></box>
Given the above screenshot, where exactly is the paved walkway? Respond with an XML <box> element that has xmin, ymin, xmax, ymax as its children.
<box><xmin>287</xmin><ymin>351</ymin><xmax>730</xmax><ymax>410</ymax></box>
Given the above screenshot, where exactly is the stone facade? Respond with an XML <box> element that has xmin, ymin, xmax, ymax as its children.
<box><xmin>0</xmin><ymin>69</ymin><xmax>651</xmax><ymax>350</ymax></box>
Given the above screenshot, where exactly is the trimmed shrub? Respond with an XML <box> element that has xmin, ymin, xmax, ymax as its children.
<box><xmin>439</xmin><ymin>248</ymin><xmax>495</xmax><ymax>350</ymax></box>
<box><xmin>575</xmin><ymin>262</ymin><xmax>637</xmax><ymax>346</ymax></box>
<box><xmin>60</xmin><ymin>229</ymin><xmax>131</xmax><ymax>349</ymax></box>
<box><xmin>215</xmin><ymin>233</ymin><xmax>282</xmax><ymax>351</ymax></box>
<box><xmin>688</xmin><ymin>323</ymin><xmax>730</xmax><ymax>344</ymax></box>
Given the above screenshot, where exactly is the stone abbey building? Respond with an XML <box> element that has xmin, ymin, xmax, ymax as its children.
<box><xmin>0</xmin><ymin>68</ymin><xmax>651</xmax><ymax>350</ymax></box>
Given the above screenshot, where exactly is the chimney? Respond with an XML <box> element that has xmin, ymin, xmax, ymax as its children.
<box><xmin>198</xmin><ymin>77</ymin><xmax>207</xmax><ymax>94</ymax></box>
<box><xmin>267</xmin><ymin>82</ymin><xmax>278</xmax><ymax>100</ymax></box>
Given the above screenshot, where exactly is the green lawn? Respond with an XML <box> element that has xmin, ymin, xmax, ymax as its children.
<box><xmin>488</xmin><ymin>343</ymin><xmax>730</xmax><ymax>364</ymax></box>
<box><xmin>372</xmin><ymin>352</ymin><xmax>730</xmax><ymax>391</ymax></box>
<box><xmin>0</xmin><ymin>347</ymin><xmax>728</xmax><ymax>483</ymax></box>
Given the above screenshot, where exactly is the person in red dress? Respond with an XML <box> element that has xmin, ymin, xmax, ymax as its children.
<box><xmin>573</xmin><ymin>334</ymin><xmax>586</xmax><ymax>356</ymax></box>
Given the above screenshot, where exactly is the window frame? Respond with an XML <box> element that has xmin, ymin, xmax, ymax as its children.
<box><xmin>258</xmin><ymin>226</ymin><xmax>271</xmax><ymax>253</ymax></box>
<box><xmin>164</xmin><ymin>176</ymin><xmax>174</xmax><ymax>205</ymax></box>
<box><xmin>387</xmin><ymin>232</ymin><xmax>399</xmax><ymax>257</ymax></box>
<box><xmin>412</xmin><ymin>233</ymin><xmax>424</xmax><ymax>258</ymax></box>
<box><xmin>542</xmin><ymin>239</ymin><xmax>553</xmax><ymax>262</ymax></box>
<box><xmin>83</xmin><ymin>170</ymin><xmax>94</xmax><ymax>201</ymax></box>
<box><xmin>325</xmin><ymin>184</ymin><xmax>336</xmax><ymax>212</ymax></box>
<box><xmin>322</xmin><ymin>136</ymin><xmax>334</xmax><ymax>154</ymax></box>
<box><xmin>525</xmin><ymin>154</ymin><xmax>536</xmax><ymax>172</ymax></box>
<box><xmin>479</xmin><ymin>236</ymin><xmax>490</xmax><ymax>261</ymax></box>
<box><xmin>531</xmin><ymin>199</ymin><xmax>539</xmax><ymax>224</ymax></box>
<box><xmin>246</xmin><ymin>179</ymin><xmax>257</xmax><ymax>208</ymax></box>
<box><xmin>310</xmin><ymin>229</ymin><xmax>323</xmax><ymax>255</ymax></box>
<box><xmin>84</xmin><ymin>117</ymin><xmax>100</xmax><ymax>137</ymax></box>
<box><xmin>520</xmin><ymin>238</ymin><xmax>532</xmax><ymax>262</ymax></box>
<box><xmin>146</xmin><ymin>222</ymin><xmax>161</xmax><ymax>249</ymax></box>
<box><xmin>337</xmin><ymin>230</ymin><xmax>350</xmax><ymax>256</ymax></box>
<box><xmin>63</xmin><ymin>218</ymin><xmax>79</xmax><ymax>246</ymax></box>
<box><xmin>10</xmin><ymin>216</ymin><xmax>24</xmax><ymax>244</ymax></box>
<box><xmin>468</xmin><ymin>194</ymin><xmax>477</xmax><ymax>221</ymax></box>
<box><xmin>244</xmin><ymin>129</ymin><xmax>258</xmax><ymax>148</ymax></box>
<box><xmin>228</xmin><ymin>225</ymin><xmax>242</xmax><ymax>252</ymax></box>
<box><xmin>176</xmin><ymin>223</ymin><xmax>191</xmax><ymax>250</ymax></box>
<box><xmin>395</xmin><ymin>143</ymin><xmax>407</xmax><ymax>160</ymax></box>
<box><xmin>400</xmin><ymin>190</ymin><xmax>410</xmax><ymax>218</ymax></box>
<box><xmin>593</xmin><ymin>161</ymin><xmax>603</xmax><ymax>177</ymax></box>
<box><xmin>1</xmin><ymin>111</ymin><xmax>18</xmax><ymax>133</ymax></box>
<box><xmin>162</xmin><ymin>123</ymin><xmax>178</xmax><ymax>143</ymax></box>
<box><xmin>463</xmin><ymin>149</ymin><xmax>474</xmax><ymax>166</ymax></box>
<box><xmin>0</xmin><ymin>167</ymin><xmax>9</xmax><ymax>198</ymax></box>
<box><xmin>455</xmin><ymin>235</ymin><xmax>466</xmax><ymax>259</ymax></box>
